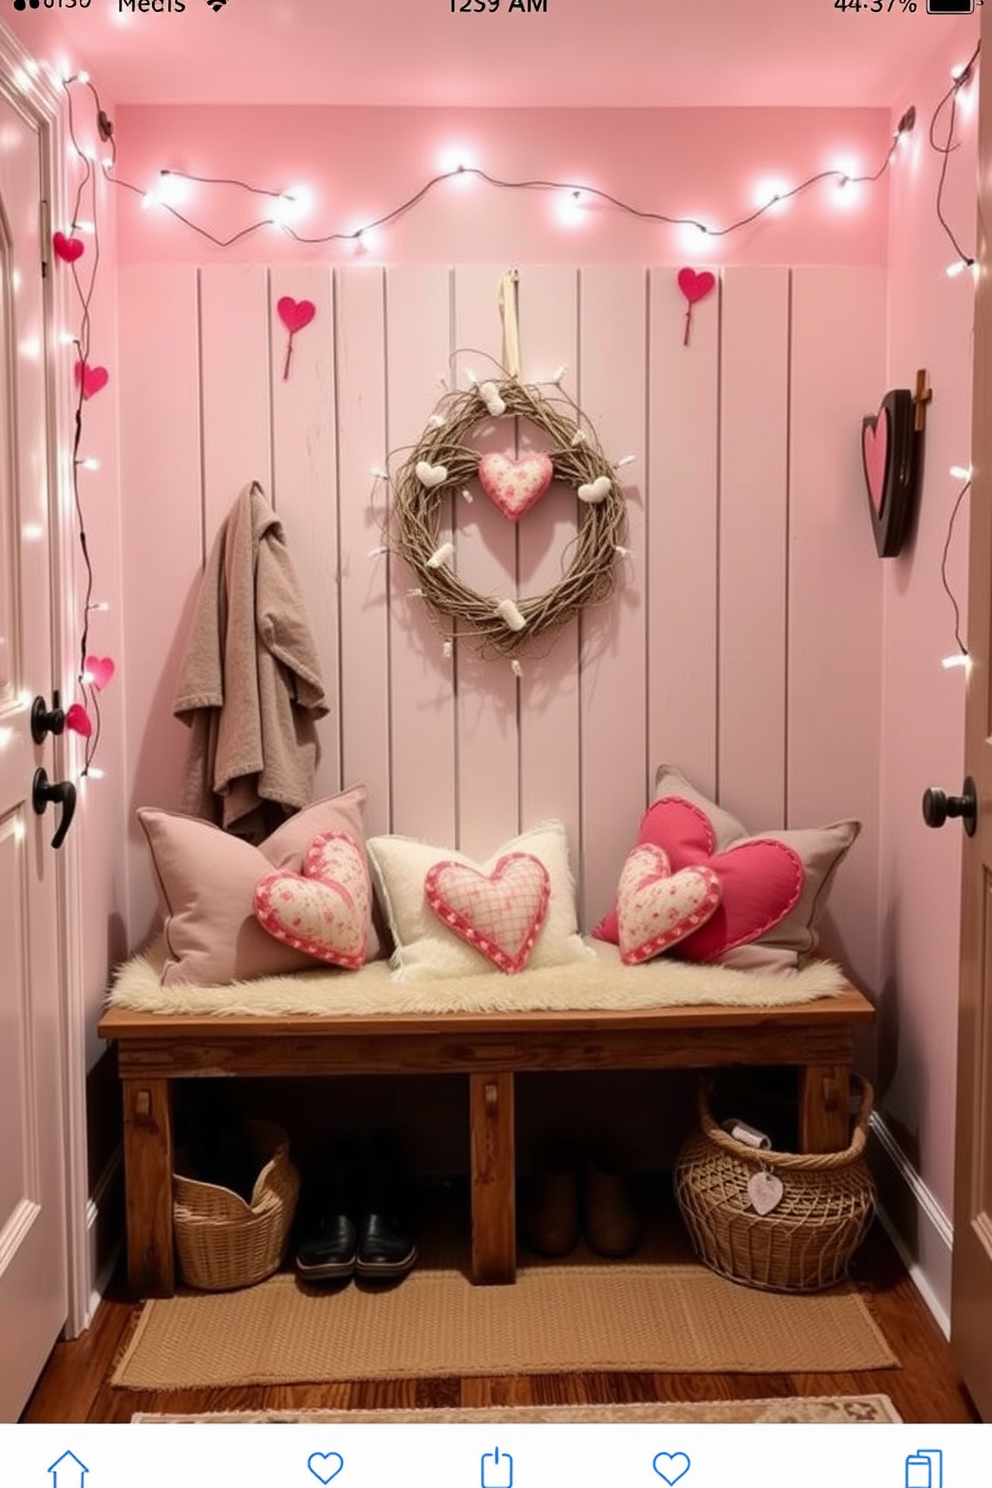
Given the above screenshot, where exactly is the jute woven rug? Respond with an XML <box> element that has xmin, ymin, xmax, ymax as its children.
<box><xmin>112</xmin><ymin>1263</ymin><xmax>896</xmax><ymax>1391</ymax></box>
<box><xmin>133</xmin><ymin>1396</ymin><xmax>902</xmax><ymax>1424</ymax></box>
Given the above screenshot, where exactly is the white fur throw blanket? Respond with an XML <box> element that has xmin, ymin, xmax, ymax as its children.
<box><xmin>109</xmin><ymin>938</ymin><xmax>848</xmax><ymax>1019</ymax></box>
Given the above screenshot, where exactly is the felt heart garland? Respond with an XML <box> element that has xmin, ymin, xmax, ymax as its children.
<box><xmin>276</xmin><ymin>296</ymin><xmax>317</xmax><ymax>381</ymax></box>
<box><xmin>74</xmin><ymin>361</ymin><xmax>109</xmax><ymax>400</ymax></box>
<box><xmin>677</xmin><ymin>267</ymin><xmax>716</xmax><ymax>347</ymax></box>
<box><xmin>53</xmin><ymin>231</ymin><xmax>85</xmax><ymax>264</ymax></box>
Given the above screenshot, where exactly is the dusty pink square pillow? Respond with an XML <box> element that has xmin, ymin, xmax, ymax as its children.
<box><xmin>138</xmin><ymin>785</ymin><xmax>381</xmax><ymax>986</ymax></box>
<box><xmin>594</xmin><ymin>764</ymin><xmax>860</xmax><ymax>966</ymax></box>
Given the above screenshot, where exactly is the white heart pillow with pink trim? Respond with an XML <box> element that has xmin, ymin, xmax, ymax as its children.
<box><xmin>478</xmin><ymin>451</ymin><xmax>554</xmax><ymax>521</ymax></box>
<box><xmin>254</xmin><ymin>830</ymin><xmax>371</xmax><ymax>970</ymax></box>
<box><xmin>424</xmin><ymin>851</ymin><xmax>550</xmax><ymax>974</ymax></box>
<box><xmin>616</xmin><ymin>843</ymin><xmax>722</xmax><ymax>965</ymax></box>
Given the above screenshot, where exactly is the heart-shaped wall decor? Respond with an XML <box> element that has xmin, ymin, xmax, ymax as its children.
<box><xmin>425</xmin><ymin>851</ymin><xmax>550</xmax><ymax>973</ymax></box>
<box><xmin>254</xmin><ymin>829</ymin><xmax>370</xmax><ymax>969</ymax></box>
<box><xmin>416</xmin><ymin>460</ymin><xmax>448</xmax><ymax>488</ymax></box>
<box><xmin>83</xmin><ymin>654</ymin><xmax>115</xmax><ymax>690</ymax></box>
<box><xmin>616</xmin><ymin>843</ymin><xmax>721</xmax><ymax>965</ymax></box>
<box><xmin>65</xmin><ymin>702</ymin><xmax>93</xmax><ymax>738</ymax></box>
<box><xmin>677</xmin><ymin>267</ymin><xmax>716</xmax><ymax>305</ymax></box>
<box><xmin>862</xmin><ymin>389</ymin><xmax>921</xmax><ymax>557</ymax></box>
<box><xmin>478</xmin><ymin>451</ymin><xmax>554</xmax><ymax>521</ymax></box>
<box><xmin>53</xmin><ymin>231</ymin><xmax>85</xmax><ymax>264</ymax></box>
<box><xmin>277</xmin><ymin>296</ymin><xmax>316</xmax><ymax>334</ymax></box>
<box><xmin>74</xmin><ymin>362</ymin><xmax>109</xmax><ymax>400</ymax></box>
<box><xmin>577</xmin><ymin>475</ymin><xmax>612</xmax><ymax>504</ymax></box>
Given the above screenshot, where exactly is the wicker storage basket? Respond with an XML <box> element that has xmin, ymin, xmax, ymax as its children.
<box><xmin>674</xmin><ymin>1076</ymin><xmax>875</xmax><ymax>1292</ymax></box>
<box><xmin>173</xmin><ymin>1120</ymin><xmax>300</xmax><ymax>1291</ymax></box>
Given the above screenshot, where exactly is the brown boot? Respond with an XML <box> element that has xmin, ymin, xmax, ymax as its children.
<box><xmin>522</xmin><ymin>1146</ymin><xmax>580</xmax><ymax>1258</ymax></box>
<box><xmin>583</xmin><ymin>1151</ymin><xmax>640</xmax><ymax>1258</ymax></box>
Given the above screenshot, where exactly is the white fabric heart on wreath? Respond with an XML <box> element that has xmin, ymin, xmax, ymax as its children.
<box><xmin>616</xmin><ymin>843</ymin><xmax>721</xmax><ymax>965</ymax></box>
<box><xmin>478</xmin><ymin>451</ymin><xmax>554</xmax><ymax>521</ymax></box>
<box><xmin>416</xmin><ymin>460</ymin><xmax>449</xmax><ymax>488</ymax></box>
<box><xmin>577</xmin><ymin>475</ymin><xmax>613</xmax><ymax>504</ymax></box>
<box><xmin>253</xmin><ymin>830</ymin><xmax>371</xmax><ymax>969</ymax></box>
<box><xmin>425</xmin><ymin>851</ymin><xmax>551</xmax><ymax>973</ymax></box>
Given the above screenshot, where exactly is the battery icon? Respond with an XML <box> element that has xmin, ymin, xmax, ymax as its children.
<box><xmin>926</xmin><ymin>1</ymin><xmax>975</xmax><ymax>12</ymax></box>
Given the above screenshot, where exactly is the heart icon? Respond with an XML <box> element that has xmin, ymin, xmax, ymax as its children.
<box><xmin>65</xmin><ymin>702</ymin><xmax>93</xmax><ymax>738</ymax></box>
<box><xmin>277</xmin><ymin>296</ymin><xmax>316</xmax><ymax>334</ymax></box>
<box><xmin>84</xmin><ymin>654</ymin><xmax>115</xmax><ymax>690</ymax></box>
<box><xmin>862</xmin><ymin>407</ymin><xmax>889</xmax><ymax>513</ymax></box>
<box><xmin>677</xmin><ymin>268</ymin><xmax>716</xmax><ymax>305</ymax></box>
<box><xmin>416</xmin><ymin>460</ymin><xmax>448</xmax><ymax>488</ymax></box>
<box><xmin>74</xmin><ymin>361</ymin><xmax>109</xmax><ymax>400</ymax></box>
<box><xmin>577</xmin><ymin>475</ymin><xmax>612</xmax><ymax>504</ymax></box>
<box><xmin>653</xmin><ymin>1453</ymin><xmax>691</xmax><ymax>1485</ymax></box>
<box><xmin>53</xmin><ymin>231</ymin><xmax>85</xmax><ymax>263</ymax></box>
<box><xmin>478</xmin><ymin>452</ymin><xmax>554</xmax><ymax>521</ymax></box>
<box><xmin>307</xmin><ymin>1453</ymin><xmax>344</xmax><ymax>1485</ymax></box>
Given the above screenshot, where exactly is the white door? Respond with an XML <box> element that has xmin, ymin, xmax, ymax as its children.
<box><xmin>0</xmin><ymin>78</ymin><xmax>68</xmax><ymax>1422</ymax></box>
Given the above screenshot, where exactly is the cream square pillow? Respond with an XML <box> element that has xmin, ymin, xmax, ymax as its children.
<box><xmin>367</xmin><ymin>820</ymin><xmax>591</xmax><ymax>982</ymax></box>
<box><xmin>139</xmin><ymin>785</ymin><xmax>381</xmax><ymax>986</ymax></box>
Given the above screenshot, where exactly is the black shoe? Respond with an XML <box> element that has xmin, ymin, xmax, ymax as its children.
<box><xmin>295</xmin><ymin>1140</ymin><xmax>359</xmax><ymax>1282</ymax></box>
<box><xmin>356</xmin><ymin>1129</ymin><xmax>418</xmax><ymax>1279</ymax></box>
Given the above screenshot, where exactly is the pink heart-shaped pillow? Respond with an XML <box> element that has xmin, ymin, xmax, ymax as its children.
<box><xmin>425</xmin><ymin>851</ymin><xmax>550</xmax><ymax>973</ymax></box>
<box><xmin>74</xmin><ymin>361</ymin><xmax>109</xmax><ymax>400</ymax></box>
<box><xmin>596</xmin><ymin>796</ymin><xmax>804</xmax><ymax>963</ymax></box>
<box><xmin>616</xmin><ymin>844</ymin><xmax>721</xmax><ymax>965</ymax></box>
<box><xmin>253</xmin><ymin>830</ymin><xmax>370</xmax><ymax>969</ymax></box>
<box><xmin>53</xmin><ymin>231</ymin><xmax>85</xmax><ymax>263</ymax></box>
<box><xmin>478</xmin><ymin>452</ymin><xmax>554</xmax><ymax>521</ymax></box>
<box><xmin>277</xmin><ymin>296</ymin><xmax>316</xmax><ymax>334</ymax></box>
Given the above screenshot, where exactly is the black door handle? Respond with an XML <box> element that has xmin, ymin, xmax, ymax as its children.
<box><xmin>922</xmin><ymin>776</ymin><xmax>977</xmax><ymax>836</ymax></box>
<box><xmin>32</xmin><ymin>767</ymin><xmax>77</xmax><ymax>849</ymax></box>
<box><xmin>31</xmin><ymin>691</ymin><xmax>65</xmax><ymax>744</ymax></box>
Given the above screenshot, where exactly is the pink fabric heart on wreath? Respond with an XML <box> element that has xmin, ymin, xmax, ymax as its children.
<box><xmin>53</xmin><ymin>231</ymin><xmax>85</xmax><ymax>264</ymax></box>
<box><xmin>862</xmin><ymin>406</ymin><xmax>889</xmax><ymax>513</ymax></box>
<box><xmin>277</xmin><ymin>296</ymin><xmax>316</xmax><ymax>334</ymax></box>
<box><xmin>616</xmin><ymin>843</ymin><xmax>721</xmax><ymax>965</ymax></box>
<box><xmin>478</xmin><ymin>452</ymin><xmax>554</xmax><ymax>522</ymax></box>
<box><xmin>253</xmin><ymin>829</ymin><xmax>371</xmax><ymax>970</ymax></box>
<box><xmin>74</xmin><ymin>361</ymin><xmax>109</xmax><ymax>400</ymax></box>
<box><xmin>425</xmin><ymin>851</ymin><xmax>551</xmax><ymax>973</ymax></box>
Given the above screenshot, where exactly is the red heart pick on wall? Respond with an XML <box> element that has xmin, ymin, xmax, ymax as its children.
<box><xmin>277</xmin><ymin>296</ymin><xmax>317</xmax><ymax>334</ymax></box>
<box><xmin>74</xmin><ymin>361</ymin><xmax>109</xmax><ymax>400</ymax></box>
<box><xmin>53</xmin><ymin>231</ymin><xmax>85</xmax><ymax>264</ymax></box>
<box><xmin>677</xmin><ymin>268</ymin><xmax>717</xmax><ymax>305</ymax></box>
<box><xmin>65</xmin><ymin>702</ymin><xmax>93</xmax><ymax>738</ymax></box>
<box><xmin>84</xmin><ymin>654</ymin><xmax>115</xmax><ymax>690</ymax></box>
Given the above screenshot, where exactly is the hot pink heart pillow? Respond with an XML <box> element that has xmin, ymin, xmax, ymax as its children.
<box><xmin>616</xmin><ymin>844</ymin><xmax>721</xmax><ymax>965</ymax></box>
<box><xmin>254</xmin><ymin>830</ymin><xmax>371</xmax><ymax>970</ymax></box>
<box><xmin>478</xmin><ymin>452</ymin><xmax>554</xmax><ymax>521</ymax></box>
<box><xmin>596</xmin><ymin>796</ymin><xmax>803</xmax><ymax>963</ymax></box>
<box><xmin>425</xmin><ymin>851</ymin><xmax>550</xmax><ymax>973</ymax></box>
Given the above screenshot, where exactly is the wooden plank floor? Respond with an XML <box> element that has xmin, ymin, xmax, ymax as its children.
<box><xmin>21</xmin><ymin>1213</ymin><xmax>980</xmax><ymax>1424</ymax></box>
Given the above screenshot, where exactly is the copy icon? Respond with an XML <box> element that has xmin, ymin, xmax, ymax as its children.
<box><xmin>481</xmin><ymin>1446</ymin><xmax>513</xmax><ymax>1488</ymax></box>
<box><xmin>906</xmin><ymin>1457</ymin><xmax>931</xmax><ymax>1488</ymax></box>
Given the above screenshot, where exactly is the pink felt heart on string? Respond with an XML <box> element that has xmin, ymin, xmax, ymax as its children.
<box><xmin>425</xmin><ymin>852</ymin><xmax>550</xmax><ymax>973</ymax></box>
<box><xmin>862</xmin><ymin>407</ymin><xmax>889</xmax><ymax>513</ymax></box>
<box><xmin>478</xmin><ymin>452</ymin><xmax>554</xmax><ymax>521</ymax></box>
<box><xmin>677</xmin><ymin>268</ymin><xmax>716</xmax><ymax>305</ymax></box>
<box><xmin>616</xmin><ymin>843</ymin><xmax>722</xmax><ymax>965</ymax></box>
<box><xmin>53</xmin><ymin>231</ymin><xmax>85</xmax><ymax>264</ymax></box>
<box><xmin>74</xmin><ymin>362</ymin><xmax>109</xmax><ymax>400</ymax></box>
<box><xmin>84</xmin><ymin>654</ymin><xmax>115</xmax><ymax>690</ymax></box>
<box><xmin>277</xmin><ymin>297</ymin><xmax>317</xmax><ymax>334</ymax></box>
<box><xmin>64</xmin><ymin>702</ymin><xmax>93</xmax><ymax>738</ymax></box>
<box><xmin>253</xmin><ymin>829</ymin><xmax>370</xmax><ymax>970</ymax></box>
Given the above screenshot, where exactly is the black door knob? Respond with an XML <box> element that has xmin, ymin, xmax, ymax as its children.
<box><xmin>31</xmin><ymin>767</ymin><xmax>77</xmax><ymax>849</ymax></box>
<box><xmin>30</xmin><ymin>691</ymin><xmax>65</xmax><ymax>745</ymax></box>
<box><xmin>922</xmin><ymin>776</ymin><xmax>977</xmax><ymax>836</ymax></box>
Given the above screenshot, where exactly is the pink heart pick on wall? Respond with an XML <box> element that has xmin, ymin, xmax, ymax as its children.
<box><xmin>53</xmin><ymin>231</ymin><xmax>85</xmax><ymax>264</ymax></box>
<box><xmin>74</xmin><ymin>362</ymin><xmax>109</xmax><ymax>400</ymax></box>
<box><xmin>277</xmin><ymin>297</ymin><xmax>317</xmax><ymax>334</ymax></box>
<box><xmin>65</xmin><ymin>703</ymin><xmax>93</xmax><ymax>738</ymax></box>
<box><xmin>84</xmin><ymin>654</ymin><xmax>115</xmax><ymax>690</ymax></box>
<box><xmin>677</xmin><ymin>267</ymin><xmax>717</xmax><ymax>347</ymax></box>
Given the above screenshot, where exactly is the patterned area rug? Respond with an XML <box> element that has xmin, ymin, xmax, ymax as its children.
<box><xmin>133</xmin><ymin>1396</ymin><xmax>902</xmax><ymax>1424</ymax></box>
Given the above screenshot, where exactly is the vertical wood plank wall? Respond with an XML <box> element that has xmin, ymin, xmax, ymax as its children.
<box><xmin>120</xmin><ymin>263</ymin><xmax>884</xmax><ymax>987</ymax></box>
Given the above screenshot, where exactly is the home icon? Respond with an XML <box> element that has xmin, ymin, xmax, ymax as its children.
<box><xmin>48</xmin><ymin>1451</ymin><xmax>89</xmax><ymax>1488</ymax></box>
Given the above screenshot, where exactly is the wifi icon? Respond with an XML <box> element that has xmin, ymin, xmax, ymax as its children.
<box><xmin>207</xmin><ymin>0</ymin><xmax>227</xmax><ymax>10</ymax></box>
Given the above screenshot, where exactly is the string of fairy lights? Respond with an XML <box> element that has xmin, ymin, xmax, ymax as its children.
<box><xmin>47</xmin><ymin>38</ymin><xmax>980</xmax><ymax>778</ymax></box>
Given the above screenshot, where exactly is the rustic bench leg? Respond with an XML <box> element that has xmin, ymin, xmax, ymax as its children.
<box><xmin>122</xmin><ymin>1077</ymin><xmax>175</xmax><ymax>1297</ymax></box>
<box><xmin>469</xmin><ymin>1071</ymin><xmax>515</xmax><ymax>1285</ymax></box>
<box><xmin>798</xmin><ymin>1063</ymin><xmax>850</xmax><ymax>1153</ymax></box>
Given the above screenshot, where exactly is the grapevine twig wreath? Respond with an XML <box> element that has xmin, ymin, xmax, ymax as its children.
<box><xmin>381</xmin><ymin>365</ymin><xmax>630</xmax><ymax>659</ymax></box>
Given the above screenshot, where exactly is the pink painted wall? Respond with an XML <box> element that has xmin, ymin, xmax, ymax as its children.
<box><xmin>112</xmin><ymin>105</ymin><xmax>892</xmax><ymax>268</ymax></box>
<box><xmin>878</xmin><ymin>24</ymin><xmax>979</xmax><ymax>1219</ymax></box>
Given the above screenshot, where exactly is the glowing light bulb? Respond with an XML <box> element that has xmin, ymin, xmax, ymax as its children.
<box><xmin>946</xmin><ymin>259</ymin><xmax>969</xmax><ymax>278</ymax></box>
<box><xmin>556</xmin><ymin>188</ymin><xmax>586</xmax><ymax>228</ymax></box>
<box><xmin>78</xmin><ymin>457</ymin><xmax>100</xmax><ymax>471</ymax></box>
<box><xmin>942</xmin><ymin>653</ymin><xmax>971</xmax><ymax>671</ymax></box>
<box><xmin>76</xmin><ymin>71</ymin><xmax>90</xmax><ymax>85</ymax></box>
<box><xmin>950</xmin><ymin>465</ymin><xmax>972</xmax><ymax>481</ymax></box>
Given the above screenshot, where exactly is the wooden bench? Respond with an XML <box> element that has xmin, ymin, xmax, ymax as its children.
<box><xmin>98</xmin><ymin>987</ymin><xmax>874</xmax><ymax>1297</ymax></box>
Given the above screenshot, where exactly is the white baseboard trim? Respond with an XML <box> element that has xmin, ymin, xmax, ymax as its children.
<box><xmin>868</xmin><ymin>1111</ymin><xmax>954</xmax><ymax>1338</ymax></box>
<box><xmin>83</xmin><ymin>1147</ymin><xmax>123</xmax><ymax>1332</ymax></box>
